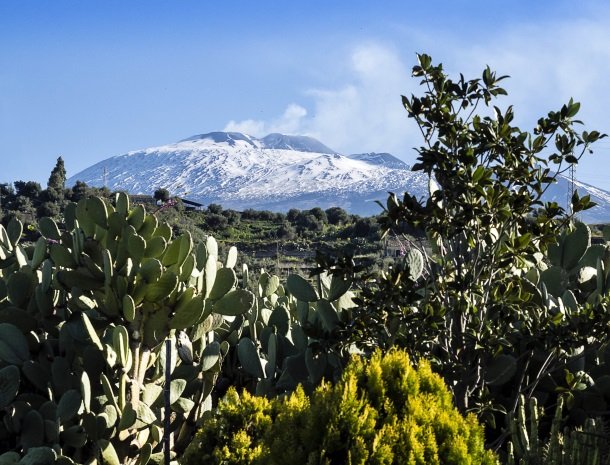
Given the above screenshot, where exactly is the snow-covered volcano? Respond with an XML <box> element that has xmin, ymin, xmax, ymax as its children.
<box><xmin>68</xmin><ymin>132</ymin><xmax>426</xmax><ymax>215</ymax></box>
<box><xmin>68</xmin><ymin>131</ymin><xmax>610</xmax><ymax>221</ymax></box>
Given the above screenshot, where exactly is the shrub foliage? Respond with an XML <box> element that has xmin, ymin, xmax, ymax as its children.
<box><xmin>182</xmin><ymin>349</ymin><xmax>498</xmax><ymax>465</ymax></box>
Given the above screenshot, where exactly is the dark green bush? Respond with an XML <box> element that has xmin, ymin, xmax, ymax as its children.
<box><xmin>182</xmin><ymin>349</ymin><xmax>498</xmax><ymax>465</ymax></box>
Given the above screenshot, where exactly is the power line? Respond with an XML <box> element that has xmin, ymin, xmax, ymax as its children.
<box><xmin>567</xmin><ymin>164</ymin><xmax>575</xmax><ymax>216</ymax></box>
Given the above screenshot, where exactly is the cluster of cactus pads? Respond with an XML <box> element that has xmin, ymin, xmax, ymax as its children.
<box><xmin>0</xmin><ymin>194</ymin><xmax>358</xmax><ymax>465</ymax></box>
<box><xmin>524</xmin><ymin>222</ymin><xmax>610</xmax><ymax>408</ymax></box>
<box><xmin>0</xmin><ymin>194</ymin><xmax>259</xmax><ymax>465</ymax></box>
<box><xmin>225</xmin><ymin>269</ymin><xmax>356</xmax><ymax>396</ymax></box>
<box><xmin>530</xmin><ymin>222</ymin><xmax>610</xmax><ymax>309</ymax></box>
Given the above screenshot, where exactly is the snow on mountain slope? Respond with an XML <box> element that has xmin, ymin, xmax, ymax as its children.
<box><xmin>348</xmin><ymin>152</ymin><xmax>410</xmax><ymax>170</ymax></box>
<box><xmin>68</xmin><ymin>131</ymin><xmax>610</xmax><ymax>221</ymax></box>
<box><xmin>68</xmin><ymin>132</ymin><xmax>429</xmax><ymax>215</ymax></box>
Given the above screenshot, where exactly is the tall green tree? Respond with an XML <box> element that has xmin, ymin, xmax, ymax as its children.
<box><xmin>70</xmin><ymin>180</ymin><xmax>93</xmax><ymax>202</ymax></box>
<box><xmin>347</xmin><ymin>54</ymin><xmax>607</xmax><ymax>430</ymax></box>
<box><xmin>0</xmin><ymin>183</ymin><xmax>14</xmax><ymax>217</ymax></box>
<box><xmin>46</xmin><ymin>156</ymin><xmax>66</xmax><ymax>201</ymax></box>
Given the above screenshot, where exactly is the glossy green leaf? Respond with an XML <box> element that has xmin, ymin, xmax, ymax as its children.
<box><xmin>327</xmin><ymin>275</ymin><xmax>351</xmax><ymax>301</ymax></box>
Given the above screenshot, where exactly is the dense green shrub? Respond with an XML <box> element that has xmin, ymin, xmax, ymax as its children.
<box><xmin>325</xmin><ymin>207</ymin><xmax>349</xmax><ymax>226</ymax></box>
<box><xmin>182</xmin><ymin>349</ymin><xmax>498</xmax><ymax>465</ymax></box>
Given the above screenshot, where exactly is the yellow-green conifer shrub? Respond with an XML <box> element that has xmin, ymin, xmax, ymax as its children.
<box><xmin>181</xmin><ymin>349</ymin><xmax>498</xmax><ymax>465</ymax></box>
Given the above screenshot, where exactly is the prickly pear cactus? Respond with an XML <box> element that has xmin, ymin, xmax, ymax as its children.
<box><xmin>219</xmin><ymin>266</ymin><xmax>357</xmax><ymax>397</ymax></box>
<box><xmin>405</xmin><ymin>248</ymin><xmax>424</xmax><ymax>281</ymax></box>
<box><xmin>520</xmin><ymin>220</ymin><xmax>610</xmax><ymax>449</ymax></box>
<box><xmin>0</xmin><ymin>195</ymin><xmax>255</xmax><ymax>465</ymax></box>
<box><xmin>536</xmin><ymin>222</ymin><xmax>610</xmax><ymax>303</ymax></box>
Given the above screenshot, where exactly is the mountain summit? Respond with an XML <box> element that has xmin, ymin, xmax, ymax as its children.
<box><xmin>179</xmin><ymin>131</ymin><xmax>260</xmax><ymax>147</ymax></box>
<box><xmin>261</xmin><ymin>133</ymin><xmax>337</xmax><ymax>154</ymax></box>
<box><xmin>176</xmin><ymin>132</ymin><xmax>337</xmax><ymax>154</ymax></box>
<box><xmin>68</xmin><ymin>131</ymin><xmax>610</xmax><ymax>221</ymax></box>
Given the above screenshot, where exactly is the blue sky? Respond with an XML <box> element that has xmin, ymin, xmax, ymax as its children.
<box><xmin>2</xmin><ymin>0</ymin><xmax>610</xmax><ymax>189</ymax></box>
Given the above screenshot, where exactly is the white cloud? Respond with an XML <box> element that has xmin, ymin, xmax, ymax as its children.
<box><xmin>223</xmin><ymin>118</ymin><xmax>267</xmax><ymax>137</ymax></box>
<box><xmin>224</xmin><ymin>43</ymin><xmax>420</xmax><ymax>158</ymax></box>
<box><xmin>224</xmin><ymin>103</ymin><xmax>308</xmax><ymax>137</ymax></box>
<box><xmin>452</xmin><ymin>20</ymin><xmax>610</xmax><ymax>120</ymax></box>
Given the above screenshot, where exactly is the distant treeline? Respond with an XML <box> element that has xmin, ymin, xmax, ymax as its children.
<box><xmin>0</xmin><ymin>157</ymin><xmax>111</xmax><ymax>224</ymax></box>
<box><xmin>192</xmin><ymin>202</ymin><xmax>380</xmax><ymax>239</ymax></box>
<box><xmin>0</xmin><ymin>158</ymin><xmax>383</xmax><ymax>247</ymax></box>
